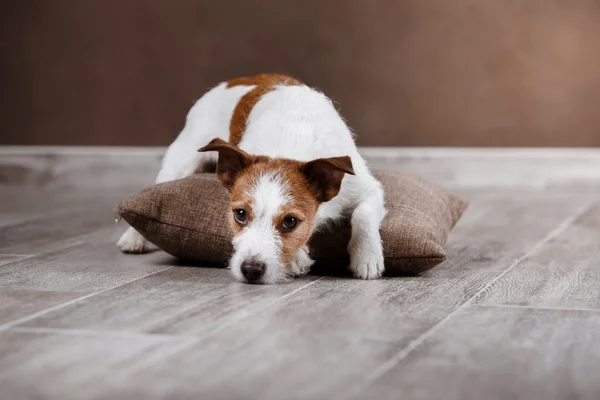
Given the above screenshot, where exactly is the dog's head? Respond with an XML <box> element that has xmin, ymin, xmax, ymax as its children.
<box><xmin>199</xmin><ymin>138</ymin><xmax>354</xmax><ymax>284</ymax></box>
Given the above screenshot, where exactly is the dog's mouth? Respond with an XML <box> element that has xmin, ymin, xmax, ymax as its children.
<box><xmin>241</xmin><ymin>277</ymin><xmax>265</xmax><ymax>285</ymax></box>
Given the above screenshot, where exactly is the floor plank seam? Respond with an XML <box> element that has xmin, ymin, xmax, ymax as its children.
<box><xmin>0</xmin><ymin>266</ymin><xmax>175</xmax><ymax>331</ymax></box>
<box><xmin>193</xmin><ymin>276</ymin><xmax>327</xmax><ymax>340</ymax></box>
<box><xmin>0</xmin><ymin>254</ymin><xmax>37</xmax><ymax>268</ymax></box>
<box><xmin>1</xmin><ymin>224</ymin><xmax>145</xmax><ymax>270</ymax></box>
<box><xmin>343</xmin><ymin>199</ymin><xmax>594</xmax><ymax>399</ymax></box>
<box><xmin>0</xmin><ymin>205</ymin><xmax>104</xmax><ymax>232</ymax></box>
<box><xmin>0</xmin><ymin>275</ymin><xmax>324</xmax><ymax>339</ymax></box>
<box><xmin>471</xmin><ymin>303</ymin><xmax>600</xmax><ymax>313</ymax></box>
<box><xmin>4</xmin><ymin>326</ymin><xmax>199</xmax><ymax>341</ymax></box>
<box><xmin>0</xmin><ymin>240</ymin><xmax>87</xmax><ymax>266</ymax></box>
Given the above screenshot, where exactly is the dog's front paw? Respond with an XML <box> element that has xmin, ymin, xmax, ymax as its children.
<box><xmin>291</xmin><ymin>246</ymin><xmax>315</xmax><ymax>277</ymax></box>
<box><xmin>117</xmin><ymin>228</ymin><xmax>149</xmax><ymax>254</ymax></box>
<box><xmin>350</xmin><ymin>253</ymin><xmax>384</xmax><ymax>279</ymax></box>
<box><xmin>348</xmin><ymin>237</ymin><xmax>384</xmax><ymax>280</ymax></box>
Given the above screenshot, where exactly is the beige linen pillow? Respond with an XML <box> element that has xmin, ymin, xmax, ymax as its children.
<box><xmin>117</xmin><ymin>172</ymin><xmax>467</xmax><ymax>275</ymax></box>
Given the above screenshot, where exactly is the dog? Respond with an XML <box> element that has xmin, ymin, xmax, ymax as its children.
<box><xmin>117</xmin><ymin>74</ymin><xmax>386</xmax><ymax>284</ymax></box>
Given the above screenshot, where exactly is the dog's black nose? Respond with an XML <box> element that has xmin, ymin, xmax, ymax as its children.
<box><xmin>241</xmin><ymin>259</ymin><xmax>266</xmax><ymax>282</ymax></box>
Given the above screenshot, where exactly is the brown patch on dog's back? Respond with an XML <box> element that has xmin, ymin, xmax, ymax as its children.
<box><xmin>227</xmin><ymin>74</ymin><xmax>301</xmax><ymax>146</ymax></box>
<box><xmin>226</xmin><ymin>74</ymin><xmax>301</xmax><ymax>89</ymax></box>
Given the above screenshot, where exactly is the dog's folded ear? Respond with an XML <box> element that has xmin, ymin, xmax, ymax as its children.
<box><xmin>301</xmin><ymin>156</ymin><xmax>355</xmax><ymax>202</ymax></box>
<box><xmin>198</xmin><ymin>138</ymin><xmax>254</xmax><ymax>190</ymax></box>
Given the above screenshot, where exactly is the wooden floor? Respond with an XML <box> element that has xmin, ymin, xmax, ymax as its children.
<box><xmin>1</xmin><ymin>148</ymin><xmax>599</xmax><ymax>400</ymax></box>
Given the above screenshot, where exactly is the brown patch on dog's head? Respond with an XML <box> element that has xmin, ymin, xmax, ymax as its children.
<box><xmin>228</xmin><ymin>159</ymin><xmax>321</xmax><ymax>264</ymax></box>
<box><xmin>301</xmin><ymin>156</ymin><xmax>355</xmax><ymax>202</ymax></box>
<box><xmin>198</xmin><ymin>138</ymin><xmax>267</xmax><ymax>190</ymax></box>
<box><xmin>199</xmin><ymin>139</ymin><xmax>354</xmax><ymax>283</ymax></box>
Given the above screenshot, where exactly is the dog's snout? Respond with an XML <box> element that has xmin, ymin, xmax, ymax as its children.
<box><xmin>241</xmin><ymin>258</ymin><xmax>266</xmax><ymax>282</ymax></box>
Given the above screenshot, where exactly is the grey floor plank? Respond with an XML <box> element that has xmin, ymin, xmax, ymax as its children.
<box><xmin>475</xmin><ymin>201</ymin><xmax>600</xmax><ymax>310</ymax></box>
<box><xmin>9</xmin><ymin>193</ymin><xmax>589</xmax><ymax>400</ymax></box>
<box><xmin>150</xmin><ymin>315</ymin><xmax>401</xmax><ymax>400</ymax></box>
<box><xmin>0</xmin><ymin>290</ymin><xmax>82</xmax><ymax>325</ymax></box>
<box><xmin>0</xmin><ymin>185</ymin><xmax>131</xmax><ymax>215</ymax></box>
<box><xmin>0</xmin><ymin>208</ymin><xmax>116</xmax><ymax>255</ymax></box>
<box><xmin>0</xmin><ymin>212</ymin><xmax>44</xmax><ymax>229</ymax></box>
<box><xmin>16</xmin><ymin>194</ymin><xmax>582</xmax><ymax>336</ymax></box>
<box><xmin>365</xmin><ymin>155</ymin><xmax>600</xmax><ymax>191</ymax></box>
<box><xmin>0</xmin><ymin>331</ymin><xmax>196</xmax><ymax>400</ymax></box>
<box><xmin>17</xmin><ymin>267</ymin><xmax>320</xmax><ymax>336</ymax></box>
<box><xmin>0</xmin><ymin>254</ymin><xmax>30</xmax><ymax>267</ymax></box>
<box><xmin>0</xmin><ymin>152</ymin><xmax>158</xmax><ymax>190</ymax></box>
<box><xmin>0</xmin><ymin>230</ymin><xmax>172</xmax><ymax>293</ymax></box>
<box><xmin>1</xmin><ymin>158</ymin><xmax>599</xmax><ymax>400</ymax></box>
<box><xmin>0</xmin><ymin>187</ymin><xmax>68</xmax><ymax>228</ymax></box>
<box><xmin>0</xmin><ymin>185</ymin><xmax>137</xmax><ymax>253</ymax></box>
<box><xmin>0</xmin><ymin>329</ymin><xmax>398</xmax><ymax>400</ymax></box>
<box><xmin>0</xmin><ymin>186</ymin><xmax>56</xmax><ymax>211</ymax></box>
<box><xmin>355</xmin><ymin>306</ymin><xmax>600</xmax><ymax>400</ymax></box>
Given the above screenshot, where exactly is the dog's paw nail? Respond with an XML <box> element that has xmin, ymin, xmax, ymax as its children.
<box><xmin>354</xmin><ymin>267</ymin><xmax>383</xmax><ymax>280</ymax></box>
<box><xmin>350</xmin><ymin>256</ymin><xmax>384</xmax><ymax>280</ymax></box>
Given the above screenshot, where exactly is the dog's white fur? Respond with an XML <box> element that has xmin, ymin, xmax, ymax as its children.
<box><xmin>229</xmin><ymin>173</ymin><xmax>296</xmax><ymax>284</ymax></box>
<box><xmin>118</xmin><ymin>81</ymin><xmax>386</xmax><ymax>281</ymax></box>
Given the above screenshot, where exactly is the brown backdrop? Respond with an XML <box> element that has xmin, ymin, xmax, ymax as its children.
<box><xmin>1</xmin><ymin>0</ymin><xmax>599</xmax><ymax>146</ymax></box>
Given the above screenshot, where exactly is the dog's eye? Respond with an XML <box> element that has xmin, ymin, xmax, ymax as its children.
<box><xmin>282</xmin><ymin>216</ymin><xmax>298</xmax><ymax>231</ymax></box>
<box><xmin>234</xmin><ymin>208</ymin><xmax>248</xmax><ymax>224</ymax></box>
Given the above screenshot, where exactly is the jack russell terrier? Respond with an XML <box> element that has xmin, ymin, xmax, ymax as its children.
<box><xmin>117</xmin><ymin>74</ymin><xmax>386</xmax><ymax>284</ymax></box>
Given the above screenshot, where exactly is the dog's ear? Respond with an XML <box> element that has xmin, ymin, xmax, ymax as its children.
<box><xmin>300</xmin><ymin>156</ymin><xmax>355</xmax><ymax>202</ymax></box>
<box><xmin>198</xmin><ymin>138</ymin><xmax>254</xmax><ymax>190</ymax></box>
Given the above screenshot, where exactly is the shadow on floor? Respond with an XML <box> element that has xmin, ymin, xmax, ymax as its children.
<box><xmin>154</xmin><ymin>256</ymin><xmax>419</xmax><ymax>279</ymax></box>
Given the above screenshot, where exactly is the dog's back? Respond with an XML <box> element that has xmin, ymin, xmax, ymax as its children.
<box><xmin>184</xmin><ymin>75</ymin><xmax>356</xmax><ymax>158</ymax></box>
<box><xmin>181</xmin><ymin>74</ymin><xmax>377</xmax><ymax>212</ymax></box>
